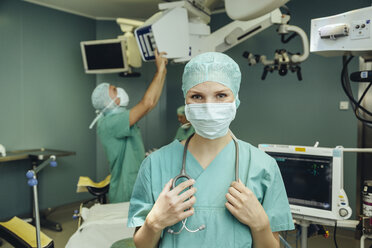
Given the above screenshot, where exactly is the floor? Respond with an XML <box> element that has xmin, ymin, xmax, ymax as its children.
<box><xmin>1</xmin><ymin>202</ymin><xmax>372</xmax><ymax>248</ymax></box>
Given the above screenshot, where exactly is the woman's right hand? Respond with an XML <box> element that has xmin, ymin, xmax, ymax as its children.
<box><xmin>145</xmin><ymin>178</ymin><xmax>197</xmax><ymax>232</ymax></box>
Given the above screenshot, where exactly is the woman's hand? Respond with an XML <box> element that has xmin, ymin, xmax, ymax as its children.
<box><xmin>225</xmin><ymin>180</ymin><xmax>270</xmax><ymax>232</ymax></box>
<box><xmin>154</xmin><ymin>49</ymin><xmax>168</xmax><ymax>73</ymax></box>
<box><xmin>146</xmin><ymin>178</ymin><xmax>197</xmax><ymax>232</ymax></box>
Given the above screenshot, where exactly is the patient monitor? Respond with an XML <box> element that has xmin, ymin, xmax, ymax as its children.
<box><xmin>259</xmin><ymin>144</ymin><xmax>352</xmax><ymax>221</ymax></box>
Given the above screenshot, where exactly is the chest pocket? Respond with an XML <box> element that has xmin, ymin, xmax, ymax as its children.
<box><xmin>160</xmin><ymin>207</ymin><xmax>252</xmax><ymax>248</ymax></box>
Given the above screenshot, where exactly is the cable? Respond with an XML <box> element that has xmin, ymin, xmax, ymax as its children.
<box><xmin>355</xmin><ymin>82</ymin><xmax>372</xmax><ymax>125</ymax></box>
<box><xmin>357</xmin><ymin>82</ymin><xmax>372</xmax><ymax>106</ymax></box>
<box><xmin>281</xmin><ymin>32</ymin><xmax>298</xmax><ymax>44</ymax></box>
<box><xmin>333</xmin><ymin>221</ymin><xmax>338</xmax><ymax>248</ymax></box>
<box><xmin>342</xmin><ymin>56</ymin><xmax>372</xmax><ymax>115</ymax></box>
<box><xmin>341</xmin><ymin>56</ymin><xmax>372</xmax><ymax>124</ymax></box>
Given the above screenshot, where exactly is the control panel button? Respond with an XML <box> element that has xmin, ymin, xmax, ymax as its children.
<box><xmin>339</xmin><ymin>208</ymin><xmax>349</xmax><ymax>217</ymax></box>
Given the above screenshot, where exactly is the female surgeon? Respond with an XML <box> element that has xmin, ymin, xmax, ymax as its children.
<box><xmin>127</xmin><ymin>52</ymin><xmax>294</xmax><ymax>247</ymax></box>
<box><xmin>90</xmin><ymin>49</ymin><xmax>168</xmax><ymax>203</ymax></box>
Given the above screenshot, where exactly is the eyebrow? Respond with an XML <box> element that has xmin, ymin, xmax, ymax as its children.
<box><xmin>215</xmin><ymin>89</ymin><xmax>231</xmax><ymax>93</ymax></box>
<box><xmin>187</xmin><ymin>89</ymin><xmax>203</xmax><ymax>94</ymax></box>
<box><xmin>187</xmin><ymin>89</ymin><xmax>231</xmax><ymax>95</ymax></box>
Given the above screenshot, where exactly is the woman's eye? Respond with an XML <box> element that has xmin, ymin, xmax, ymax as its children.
<box><xmin>191</xmin><ymin>94</ymin><xmax>202</xmax><ymax>100</ymax></box>
<box><xmin>217</xmin><ymin>93</ymin><xmax>227</xmax><ymax>98</ymax></box>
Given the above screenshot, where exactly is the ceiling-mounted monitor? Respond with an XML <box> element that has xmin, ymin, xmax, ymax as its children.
<box><xmin>80</xmin><ymin>38</ymin><xmax>129</xmax><ymax>74</ymax></box>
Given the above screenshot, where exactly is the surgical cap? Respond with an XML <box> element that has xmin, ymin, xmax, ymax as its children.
<box><xmin>182</xmin><ymin>52</ymin><xmax>241</xmax><ymax>107</ymax></box>
<box><xmin>177</xmin><ymin>105</ymin><xmax>185</xmax><ymax>115</ymax></box>
<box><xmin>91</xmin><ymin>83</ymin><xmax>112</xmax><ymax>111</ymax></box>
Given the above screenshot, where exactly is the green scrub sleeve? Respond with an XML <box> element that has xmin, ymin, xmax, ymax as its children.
<box><xmin>100</xmin><ymin>110</ymin><xmax>131</xmax><ymax>139</ymax></box>
<box><xmin>262</xmin><ymin>159</ymin><xmax>295</xmax><ymax>232</ymax></box>
<box><xmin>127</xmin><ymin>156</ymin><xmax>154</xmax><ymax>227</ymax></box>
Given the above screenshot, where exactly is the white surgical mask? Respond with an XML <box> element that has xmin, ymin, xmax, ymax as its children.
<box><xmin>185</xmin><ymin>101</ymin><xmax>236</xmax><ymax>139</ymax></box>
<box><xmin>181</xmin><ymin>123</ymin><xmax>191</xmax><ymax>129</ymax></box>
<box><xmin>117</xmin><ymin>87</ymin><xmax>129</xmax><ymax>107</ymax></box>
<box><xmin>89</xmin><ymin>98</ymin><xmax>117</xmax><ymax>129</ymax></box>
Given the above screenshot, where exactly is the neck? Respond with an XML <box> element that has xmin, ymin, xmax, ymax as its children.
<box><xmin>191</xmin><ymin>133</ymin><xmax>232</xmax><ymax>148</ymax></box>
<box><xmin>185</xmin><ymin>132</ymin><xmax>233</xmax><ymax>169</ymax></box>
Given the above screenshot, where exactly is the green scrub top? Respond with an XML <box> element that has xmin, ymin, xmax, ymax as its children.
<box><xmin>128</xmin><ymin>139</ymin><xmax>294</xmax><ymax>247</ymax></box>
<box><xmin>97</xmin><ymin>108</ymin><xmax>145</xmax><ymax>203</ymax></box>
<box><xmin>174</xmin><ymin>125</ymin><xmax>195</xmax><ymax>141</ymax></box>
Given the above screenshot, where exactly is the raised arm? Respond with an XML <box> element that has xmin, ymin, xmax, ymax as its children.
<box><xmin>129</xmin><ymin>49</ymin><xmax>168</xmax><ymax>126</ymax></box>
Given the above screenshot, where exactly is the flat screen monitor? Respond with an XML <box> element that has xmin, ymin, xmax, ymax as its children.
<box><xmin>80</xmin><ymin>38</ymin><xmax>129</xmax><ymax>74</ymax></box>
<box><xmin>259</xmin><ymin>144</ymin><xmax>352</xmax><ymax>221</ymax></box>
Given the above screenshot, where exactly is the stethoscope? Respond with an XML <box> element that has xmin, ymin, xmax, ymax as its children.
<box><xmin>167</xmin><ymin>130</ymin><xmax>240</xmax><ymax>235</ymax></box>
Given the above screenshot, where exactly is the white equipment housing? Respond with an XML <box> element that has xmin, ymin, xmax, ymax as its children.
<box><xmin>135</xmin><ymin>7</ymin><xmax>191</xmax><ymax>61</ymax></box>
<box><xmin>259</xmin><ymin>144</ymin><xmax>352</xmax><ymax>221</ymax></box>
<box><xmin>310</xmin><ymin>6</ymin><xmax>372</xmax><ymax>57</ymax></box>
<box><xmin>225</xmin><ymin>0</ymin><xmax>289</xmax><ymax>21</ymax></box>
<box><xmin>116</xmin><ymin>18</ymin><xmax>144</xmax><ymax>69</ymax></box>
<box><xmin>0</xmin><ymin>144</ymin><xmax>6</xmax><ymax>157</ymax></box>
<box><xmin>134</xmin><ymin>0</ymin><xmax>309</xmax><ymax>64</ymax></box>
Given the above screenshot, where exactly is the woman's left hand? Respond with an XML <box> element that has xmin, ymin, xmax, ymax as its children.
<box><xmin>225</xmin><ymin>180</ymin><xmax>269</xmax><ymax>232</ymax></box>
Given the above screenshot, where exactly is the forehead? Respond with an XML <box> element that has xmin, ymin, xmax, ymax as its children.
<box><xmin>187</xmin><ymin>81</ymin><xmax>231</xmax><ymax>93</ymax></box>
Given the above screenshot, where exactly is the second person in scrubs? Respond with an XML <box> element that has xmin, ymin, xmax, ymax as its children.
<box><xmin>91</xmin><ymin>49</ymin><xmax>168</xmax><ymax>203</ymax></box>
<box><xmin>174</xmin><ymin>105</ymin><xmax>194</xmax><ymax>141</ymax></box>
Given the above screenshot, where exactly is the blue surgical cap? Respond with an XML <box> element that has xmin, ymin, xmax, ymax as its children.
<box><xmin>182</xmin><ymin>52</ymin><xmax>241</xmax><ymax>107</ymax></box>
<box><xmin>91</xmin><ymin>83</ymin><xmax>112</xmax><ymax>111</ymax></box>
<box><xmin>177</xmin><ymin>105</ymin><xmax>185</xmax><ymax>115</ymax></box>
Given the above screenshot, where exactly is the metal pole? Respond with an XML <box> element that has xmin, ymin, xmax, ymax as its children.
<box><xmin>279</xmin><ymin>234</ymin><xmax>293</xmax><ymax>248</ymax></box>
<box><xmin>342</xmin><ymin>148</ymin><xmax>372</xmax><ymax>153</ymax></box>
<box><xmin>360</xmin><ymin>234</ymin><xmax>365</xmax><ymax>248</ymax></box>
<box><xmin>300</xmin><ymin>221</ymin><xmax>309</xmax><ymax>248</ymax></box>
<box><xmin>32</xmin><ymin>174</ymin><xmax>42</xmax><ymax>248</ymax></box>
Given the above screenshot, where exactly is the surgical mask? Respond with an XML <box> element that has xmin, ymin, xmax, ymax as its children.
<box><xmin>89</xmin><ymin>98</ymin><xmax>118</xmax><ymax>129</ymax></box>
<box><xmin>181</xmin><ymin>123</ymin><xmax>191</xmax><ymax>129</ymax></box>
<box><xmin>185</xmin><ymin>101</ymin><xmax>236</xmax><ymax>139</ymax></box>
<box><xmin>117</xmin><ymin>87</ymin><xmax>129</xmax><ymax>107</ymax></box>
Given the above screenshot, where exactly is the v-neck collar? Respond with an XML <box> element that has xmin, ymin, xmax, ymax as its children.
<box><xmin>175</xmin><ymin>139</ymin><xmax>234</xmax><ymax>181</ymax></box>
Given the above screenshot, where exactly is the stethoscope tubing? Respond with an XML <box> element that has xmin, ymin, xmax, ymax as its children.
<box><xmin>169</xmin><ymin>130</ymin><xmax>240</xmax><ymax>235</ymax></box>
<box><xmin>173</xmin><ymin>130</ymin><xmax>240</xmax><ymax>189</ymax></box>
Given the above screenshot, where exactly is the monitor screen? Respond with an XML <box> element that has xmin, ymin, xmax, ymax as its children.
<box><xmin>84</xmin><ymin>43</ymin><xmax>123</xmax><ymax>70</ymax></box>
<box><xmin>81</xmin><ymin>39</ymin><xmax>128</xmax><ymax>74</ymax></box>
<box><xmin>267</xmin><ymin>152</ymin><xmax>333</xmax><ymax>210</ymax></box>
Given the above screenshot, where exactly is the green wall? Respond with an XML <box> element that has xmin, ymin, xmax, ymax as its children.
<box><xmin>165</xmin><ymin>1</ymin><xmax>371</xmax><ymax>219</ymax></box>
<box><xmin>0</xmin><ymin>0</ymin><xmax>97</xmax><ymax>219</ymax></box>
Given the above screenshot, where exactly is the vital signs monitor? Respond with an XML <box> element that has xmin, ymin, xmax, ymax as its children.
<box><xmin>259</xmin><ymin>144</ymin><xmax>352</xmax><ymax>221</ymax></box>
